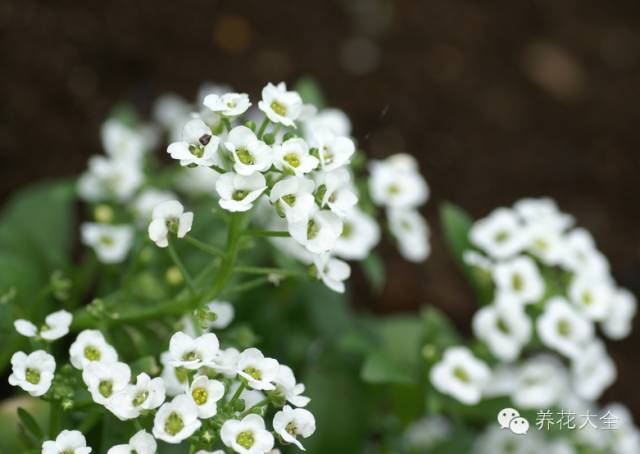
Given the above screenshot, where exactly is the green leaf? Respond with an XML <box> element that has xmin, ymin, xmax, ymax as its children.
<box><xmin>294</xmin><ymin>76</ymin><xmax>326</xmax><ymax>110</ymax></box>
<box><xmin>361</xmin><ymin>252</ymin><xmax>385</xmax><ymax>294</ymax></box>
<box><xmin>17</xmin><ymin>407</ymin><xmax>42</xmax><ymax>441</ymax></box>
<box><xmin>421</xmin><ymin>306</ymin><xmax>463</xmax><ymax>352</ymax></box>
<box><xmin>361</xmin><ymin>351</ymin><xmax>414</xmax><ymax>385</ymax></box>
<box><xmin>439</xmin><ymin>202</ymin><xmax>493</xmax><ymax>304</ymax></box>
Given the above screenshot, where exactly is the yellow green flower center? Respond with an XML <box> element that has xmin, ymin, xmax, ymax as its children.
<box><xmin>496</xmin><ymin>318</ymin><xmax>510</xmax><ymax>334</ymax></box>
<box><xmin>282</xmin><ymin>194</ymin><xmax>296</xmax><ymax>206</ymax></box>
<box><xmin>453</xmin><ymin>366</ymin><xmax>470</xmax><ymax>383</ymax></box>
<box><xmin>511</xmin><ymin>273</ymin><xmax>523</xmax><ymax>292</ymax></box>
<box><xmin>189</xmin><ymin>144</ymin><xmax>205</xmax><ymax>158</ymax></box>
<box><xmin>99</xmin><ymin>235</ymin><xmax>114</xmax><ymax>246</ymax></box>
<box><xmin>286</xmin><ymin>421</ymin><xmax>298</xmax><ymax>436</ymax></box>
<box><xmin>181</xmin><ymin>351</ymin><xmax>200</xmax><ymax>362</ymax></box>
<box><xmin>233</xmin><ymin>190</ymin><xmax>249</xmax><ymax>201</ymax></box>
<box><xmin>236</xmin><ymin>147</ymin><xmax>255</xmax><ymax>165</ymax></box>
<box><xmin>387</xmin><ymin>184</ymin><xmax>400</xmax><ymax>195</ymax></box>
<box><xmin>307</xmin><ymin>219</ymin><xmax>320</xmax><ymax>240</ymax></box>
<box><xmin>99</xmin><ymin>380</ymin><xmax>113</xmax><ymax>398</ymax></box>
<box><xmin>192</xmin><ymin>387</ymin><xmax>209</xmax><ymax>405</ymax></box>
<box><xmin>243</xmin><ymin>366</ymin><xmax>262</xmax><ymax>380</ymax></box>
<box><xmin>557</xmin><ymin>319</ymin><xmax>571</xmax><ymax>336</ymax></box>
<box><xmin>164</xmin><ymin>411</ymin><xmax>184</xmax><ymax>436</ymax></box>
<box><xmin>284</xmin><ymin>153</ymin><xmax>301</xmax><ymax>168</ymax></box>
<box><xmin>270</xmin><ymin>100</ymin><xmax>287</xmax><ymax>117</ymax></box>
<box><xmin>236</xmin><ymin>430</ymin><xmax>255</xmax><ymax>449</ymax></box>
<box><xmin>132</xmin><ymin>391</ymin><xmax>148</xmax><ymax>407</ymax></box>
<box><xmin>494</xmin><ymin>231</ymin><xmax>509</xmax><ymax>243</ymax></box>
<box><xmin>25</xmin><ymin>367</ymin><xmax>40</xmax><ymax>384</ymax></box>
<box><xmin>582</xmin><ymin>291</ymin><xmax>593</xmax><ymax>306</ymax></box>
<box><xmin>84</xmin><ymin>345</ymin><xmax>101</xmax><ymax>361</ymax></box>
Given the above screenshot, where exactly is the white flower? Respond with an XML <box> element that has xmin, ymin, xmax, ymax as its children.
<box><xmin>42</xmin><ymin>430</ymin><xmax>92</xmax><ymax>454</ymax></box>
<box><xmin>270</xmin><ymin>176</ymin><xmax>317</xmax><ymax>223</ymax></box>
<box><xmin>153</xmin><ymin>394</ymin><xmax>202</xmax><ymax>444</ymax></box>
<box><xmin>303</xmin><ymin>108</ymin><xmax>351</xmax><ymax>138</ymax></box>
<box><xmin>225</xmin><ymin>126</ymin><xmax>273</xmax><ymax>175</ymax></box>
<box><xmin>514</xmin><ymin>197</ymin><xmax>573</xmax><ymax>232</ymax></box>
<box><xmin>429</xmin><ymin>347</ymin><xmax>490</xmax><ymax>405</ymax></box>
<box><xmin>308</xmin><ymin>130</ymin><xmax>355</xmax><ymax>171</ymax></box>
<box><xmin>258</xmin><ymin>82</ymin><xmax>303</xmax><ymax>127</ymax></box>
<box><xmin>153</xmin><ymin>93</ymin><xmax>191</xmax><ymax>134</ymax></box>
<box><xmin>273</xmin><ymin>405</ymin><xmax>316</xmax><ymax>450</ymax></box>
<box><xmin>204</xmin><ymin>92</ymin><xmax>251</xmax><ymax>117</ymax></box>
<box><xmin>69</xmin><ymin>329</ymin><xmax>118</xmax><ymax>370</ymax></box>
<box><xmin>82</xmin><ymin>361</ymin><xmax>131</xmax><ymax>405</ymax></box>
<box><xmin>213</xmin><ymin>347</ymin><xmax>241</xmax><ymax>378</ymax></box>
<box><xmin>204</xmin><ymin>300</ymin><xmax>235</xmax><ymax>329</ymax></box>
<box><xmin>561</xmin><ymin>228</ymin><xmax>610</xmax><ymax>278</ymax></box>
<box><xmin>221</xmin><ymin>414</ymin><xmax>275</xmax><ymax>454</ymax></box>
<box><xmin>216</xmin><ymin>172</ymin><xmax>267</xmax><ymax>212</ymax></box>
<box><xmin>314</xmin><ymin>168</ymin><xmax>358</xmax><ymax>217</ymax></box>
<box><xmin>236</xmin><ymin>348</ymin><xmax>280</xmax><ymax>391</ymax></box>
<box><xmin>368</xmin><ymin>154</ymin><xmax>429</xmax><ymax>208</ymax></box>
<box><xmin>81</xmin><ymin>223</ymin><xmax>134</xmax><ymax>264</ymax></box>
<box><xmin>8</xmin><ymin>350</ymin><xmax>55</xmax><ymax>397</ymax></box>
<box><xmin>168</xmin><ymin>118</ymin><xmax>222</xmax><ymax>167</ymax></box>
<box><xmin>403</xmin><ymin>416</ymin><xmax>450</xmax><ymax>451</ymax></box>
<box><xmin>472</xmin><ymin>295</ymin><xmax>532</xmax><ymax>362</ymax></box>
<box><xmin>160</xmin><ymin>351</ymin><xmax>189</xmax><ymax>396</ymax></box>
<box><xmin>332</xmin><ymin>208</ymin><xmax>380</xmax><ymax>260</ymax></box>
<box><xmin>101</xmin><ymin>119</ymin><xmax>146</xmax><ymax>163</ymax></box>
<box><xmin>78</xmin><ymin>156</ymin><xmax>143</xmax><ymax>202</ymax></box>
<box><xmin>14</xmin><ymin>310</ymin><xmax>72</xmax><ymax>341</ymax></box>
<box><xmin>175</xmin><ymin>166</ymin><xmax>220</xmax><ymax>195</ymax></box>
<box><xmin>187</xmin><ymin>375</ymin><xmax>225</xmax><ymax>418</ymax></box>
<box><xmin>469</xmin><ymin>208</ymin><xmax>526</xmax><ymax>260</ymax></box>
<box><xmin>523</xmin><ymin>221</ymin><xmax>566</xmax><ymax>266</ymax></box>
<box><xmin>571</xmin><ymin>340</ymin><xmax>616</xmax><ymax>401</ymax></box>
<box><xmin>148</xmin><ymin>200</ymin><xmax>194</xmax><ymax>248</ymax></box>
<box><xmin>272</xmin><ymin>365</ymin><xmax>310</xmax><ymax>407</ymax></box>
<box><xmin>107</xmin><ymin>430</ymin><xmax>156</xmax><ymax>454</ymax></box>
<box><xmin>492</xmin><ymin>255</ymin><xmax>544</xmax><ymax>304</ymax></box>
<box><xmin>169</xmin><ymin>331</ymin><xmax>220</xmax><ymax>370</ymax></box>
<box><xmin>273</xmin><ymin>138</ymin><xmax>319</xmax><ymax>176</ymax></box>
<box><xmin>312</xmin><ymin>253</ymin><xmax>351</xmax><ymax>293</ymax></box>
<box><xmin>387</xmin><ymin>208</ymin><xmax>431</xmax><ymax>262</ymax></box>
<box><xmin>108</xmin><ymin>373</ymin><xmax>166</xmax><ymax>420</ymax></box>
<box><xmin>602</xmin><ymin>288</ymin><xmax>637</xmax><ymax>340</ymax></box>
<box><xmin>568</xmin><ymin>274</ymin><xmax>613</xmax><ymax>321</ymax></box>
<box><xmin>289</xmin><ymin>207</ymin><xmax>343</xmax><ymax>254</ymax></box>
<box><xmin>512</xmin><ymin>355</ymin><xmax>568</xmax><ymax>409</ymax></box>
<box><xmin>537</xmin><ymin>297</ymin><xmax>594</xmax><ymax>358</ymax></box>
<box><xmin>132</xmin><ymin>188</ymin><xmax>176</xmax><ymax>222</ymax></box>
<box><xmin>227</xmin><ymin>381</ymin><xmax>266</xmax><ymax>409</ymax></box>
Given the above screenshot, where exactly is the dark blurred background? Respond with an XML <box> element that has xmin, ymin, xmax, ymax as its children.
<box><xmin>1</xmin><ymin>0</ymin><xmax>640</xmax><ymax>414</ymax></box>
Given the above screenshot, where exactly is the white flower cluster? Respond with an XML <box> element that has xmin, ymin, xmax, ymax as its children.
<box><xmin>34</xmin><ymin>328</ymin><xmax>315</xmax><ymax>452</ymax></box>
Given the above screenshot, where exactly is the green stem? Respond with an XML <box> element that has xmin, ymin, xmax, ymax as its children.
<box><xmin>228</xmin><ymin>382</ymin><xmax>246</xmax><ymax>408</ymax></box>
<box><xmin>184</xmin><ymin>235</ymin><xmax>225</xmax><ymax>257</ymax></box>
<box><xmin>48</xmin><ymin>402</ymin><xmax>60</xmax><ymax>438</ymax></box>
<box><xmin>78</xmin><ymin>411</ymin><xmax>102</xmax><ymax>434</ymax></box>
<box><xmin>257</xmin><ymin>118</ymin><xmax>270</xmax><ymax>139</ymax></box>
<box><xmin>222</xmin><ymin>117</ymin><xmax>232</xmax><ymax>132</ymax></box>
<box><xmin>225</xmin><ymin>276</ymin><xmax>271</xmax><ymax>296</ymax></box>
<box><xmin>239</xmin><ymin>398</ymin><xmax>269</xmax><ymax>418</ymax></box>
<box><xmin>234</xmin><ymin>266</ymin><xmax>303</xmax><ymax>277</ymax></box>
<box><xmin>242</xmin><ymin>229</ymin><xmax>289</xmax><ymax>238</ymax></box>
<box><xmin>167</xmin><ymin>238</ymin><xmax>196</xmax><ymax>296</ymax></box>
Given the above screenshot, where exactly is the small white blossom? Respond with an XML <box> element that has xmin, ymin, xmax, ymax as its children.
<box><xmin>101</xmin><ymin>119</ymin><xmax>146</xmax><ymax>163</ymax></box>
<box><xmin>561</xmin><ymin>228</ymin><xmax>610</xmax><ymax>278</ymax></box>
<box><xmin>308</xmin><ymin>130</ymin><xmax>355</xmax><ymax>171</ymax></box>
<box><xmin>272</xmin><ymin>365</ymin><xmax>310</xmax><ymax>407</ymax></box>
<box><xmin>368</xmin><ymin>154</ymin><xmax>429</xmax><ymax>208</ymax></box>
<box><xmin>132</xmin><ymin>188</ymin><xmax>177</xmax><ymax>222</ymax></box>
<box><xmin>14</xmin><ymin>310</ymin><xmax>72</xmax><ymax>341</ymax></box>
<box><xmin>472</xmin><ymin>295</ymin><xmax>532</xmax><ymax>362</ymax></box>
<box><xmin>81</xmin><ymin>223</ymin><xmax>134</xmax><ymax>264</ymax></box>
<box><xmin>514</xmin><ymin>197</ymin><xmax>573</xmax><ymax>232</ymax></box>
<box><xmin>312</xmin><ymin>253</ymin><xmax>351</xmax><ymax>293</ymax></box>
<box><xmin>175</xmin><ymin>166</ymin><xmax>220</xmax><ymax>196</ymax></box>
<box><xmin>289</xmin><ymin>207</ymin><xmax>343</xmax><ymax>254</ymax></box>
<box><xmin>82</xmin><ymin>361</ymin><xmax>131</xmax><ymax>405</ymax></box>
<box><xmin>270</xmin><ymin>176</ymin><xmax>317</xmax><ymax>223</ymax></box>
<box><xmin>602</xmin><ymin>288</ymin><xmax>637</xmax><ymax>340</ymax></box>
<box><xmin>216</xmin><ymin>172</ymin><xmax>267</xmax><ymax>212</ymax></box>
<box><xmin>160</xmin><ymin>351</ymin><xmax>189</xmax><ymax>396</ymax></box>
<box><xmin>387</xmin><ymin>208</ymin><xmax>430</xmax><ymax>262</ymax></box>
<box><xmin>236</xmin><ymin>348</ymin><xmax>280</xmax><ymax>391</ymax></box>
<box><xmin>169</xmin><ymin>331</ymin><xmax>220</xmax><ymax>370</ymax></box>
<box><xmin>332</xmin><ymin>207</ymin><xmax>380</xmax><ymax>260</ymax></box>
<box><xmin>430</xmin><ymin>346</ymin><xmax>490</xmax><ymax>405</ymax></box>
<box><xmin>108</xmin><ymin>373</ymin><xmax>166</xmax><ymax>420</ymax></box>
<box><xmin>492</xmin><ymin>255</ymin><xmax>544</xmax><ymax>305</ymax></box>
<box><xmin>221</xmin><ymin>414</ymin><xmax>275</xmax><ymax>454</ymax></box>
<box><xmin>273</xmin><ymin>405</ymin><xmax>316</xmax><ymax>450</ymax></box>
<box><xmin>469</xmin><ymin>208</ymin><xmax>526</xmax><ymax>260</ymax></box>
<box><xmin>315</xmin><ymin>168</ymin><xmax>358</xmax><ymax>217</ymax></box>
<box><xmin>258</xmin><ymin>82</ymin><xmax>303</xmax><ymax>127</ymax></box>
<box><xmin>204</xmin><ymin>92</ymin><xmax>251</xmax><ymax>117</ymax></box>
<box><xmin>537</xmin><ymin>297</ymin><xmax>594</xmax><ymax>358</ymax></box>
<box><xmin>107</xmin><ymin>430</ymin><xmax>156</xmax><ymax>454</ymax></box>
<box><xmin>148</xmin><ymin>200</ymin><xmax>194</xmax><ymax>248</ymax></box>
<box><xmin>153</xmin><ymin>93</ymin><xmax>191</xmax><ymax>137</ymax></box>
<box><xmin>8</xmin><ymin>350</ymin><xmax>55</xmax><ymax>397</ymax></box>
<box><xmin>204</xmin><ymin>300</ymin><xmax>235</xmax><ymax>329</ymax></box>
<box><xmin>273</xmin><ymin>138</ymin><xmax>319</xmax><ymax>176</ymax></box>
<box><xmin>213</xmin><ymin>347</ymin><xmax>241</xmax><ymax>378</ymax></box>
<box><xmin>187</xmin><ymin>375</ymin><xmax>225</xmax><ymax>418</ymax></box>
<box><xmin>227</xmin><ymin>380</ymin><xmax>266</xmax><ymax>409</ymax></box>
<box><xmin>42</xmin><ymin>430</ymin><xmax>92</xmax><ymax>454</ymax></box>
<box><xmin>78</xmin><ymin>156</ymin><xmax>143</xmax><ymax>202</ymax></box>
<box><xmin>303</xmin><ymin>108</ymin><xmax>351</xmax><ymax>138</ymax></box>
<box><xmin>168</xmin><ymin>118</ymin><xmax>222</xmax><ymax>167</ymax></box>
<box><xmin>523</xmin><ymin>221</ymin><xmax>566</xmax><ymax>266</ymax></box>
<box><xmin>153</xmin><ymin>394</ymin><xmax>202</xmax><ymax>444</ymax></box>
<box><xmin>512</xmin><ymin>355</ymin><xmax>568</xmax><ymax>409</ymax></box>
<box><xmin>69</xmin><ymin>329</ymin><xmax>118</xmax><ymax>370</ymax></box>
<box><xmin>225</xmin><ymin>126</ymin><xmax>273</xmax><ymax>175</ymax></box>
<box><xmin>571</xmin><ymin>340</ymin><xmax>616</xmax><ymax>401</ymax></box>
<box><xmin>568</xmin><ymin>274</ymin><xmax>613</xmax><ymax>321</ymax></box>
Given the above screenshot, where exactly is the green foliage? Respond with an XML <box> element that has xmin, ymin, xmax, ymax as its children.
<box><xmin>294</xmin><ymin>76</ymin><xmax>326</xmax><ymax>110</ymax></box>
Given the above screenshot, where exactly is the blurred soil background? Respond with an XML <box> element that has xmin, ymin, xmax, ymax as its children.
<box><xmin>1</xmin><ymin>0</ymin><xmax>640</xmax><ymax>415</ymax></box>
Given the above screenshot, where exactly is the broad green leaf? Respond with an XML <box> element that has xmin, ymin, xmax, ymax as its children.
<box><xmin>361</xmin><ymin>252</ymin><xmax>385</xmax><ymax>294</ymax></box>
<box><xmin>361</xmin><ymin>351</ymin><xmax>414</xmax><ymax>385</ymax></box>
<box><xmin>17</xmin><ymin>407</ymin><xmax>42</xmax><ymax>441</ymax></box>
<box><xmin>294</xmin><ymin>76</ymin><xmax>326</xmax><ymax>110</ymax></box>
